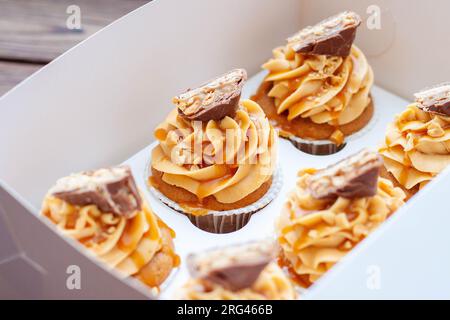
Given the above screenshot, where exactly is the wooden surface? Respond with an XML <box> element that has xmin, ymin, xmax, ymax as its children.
<box><xmin>0</xmin><ymin>0</ymin><xmax>149</xmax><ymax>96</ymax></box>
<box><xmin>0</xmin><ymin>61</ymin><xmax>42</xmax><ymax>95</ymax></box>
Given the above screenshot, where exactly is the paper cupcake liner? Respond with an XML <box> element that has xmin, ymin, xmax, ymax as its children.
<box><xmin>147</xmin><ymin>167</ymin><xmax>283</xmax><ymax>234</ymax></box>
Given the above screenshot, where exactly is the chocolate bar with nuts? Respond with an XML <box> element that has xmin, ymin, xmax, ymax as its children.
<box><xmin>288</xmin><ymin>11</ymin><xmax>362</xmax><ymax>57</ymax></box>
<box><xmin>50</xmin><ymin>165</ymin><xmax>141</xmax><ymax>218</ymax></box>
<box><xmin>414</xmin><ymin>83</ymin><xmax>450</xmax><ymax>116</ymax></box>
<box><xmin>187</xmin><ymin>240</ymin><xmax>277</xmax><ymax>291</ymax></box>
<box><xmin>173</xmin><ymin>69</ymin><xmax>247</xmax><ymax>121</ymax></box>
<box><xmin>308</xmin><ymin>149</ymin><xmax>383</xmax><ymax>199</ymax></box>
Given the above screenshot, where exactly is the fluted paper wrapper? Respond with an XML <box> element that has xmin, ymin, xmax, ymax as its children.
<box><xmin>148</xmin><ymin>168</ymin><xmax>283</xmax><ymax>234</ymax></box>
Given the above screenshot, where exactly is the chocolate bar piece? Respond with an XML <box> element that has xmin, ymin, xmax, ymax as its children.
<box><xmin>308</xmin><ymin>149</ymin><xmax>383</xmax><ymax>199</ymax></box>
<box><xmin>414</xmin><ymin>83</ymin><xmax>450</xmax><ymax>116</ymax></box>
<box><xmin>50</xmin><ymin>166</ymin><xmax>141</xmax><ymax>218</ymax></box>
<box><xmin>173</xmin><ymin>69</ymin><xmax>247</xmax><ymax>121</ymax></box>
<box><xmin>187</xmin><ymin>240</ymin><xmax>277</xmax><ymax>291</ymax></box>
<box><xmin>288</xmin><ymin>11</ymin><xmax>361</xmax><ymax>57</ymax></box>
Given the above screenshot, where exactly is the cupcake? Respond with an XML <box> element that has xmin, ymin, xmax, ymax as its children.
<box><xmin>149</xmin><ymin>69</ymin><xmax>280</xmax><ymax>233</ymax></box>
<box><xmin>176</xmin><ymin>240</ymin><xmax>296</xmax><ymax>300</ymax></box>
<box><xmin>41</xmin><ymin>165</ymin><xmax>179</xmax><ymax>292</ymax></box>
<box><xmin>253</xmin><ymin>11</ymin><xmax>374</xmax><ymax>155</ymax></box>
<box><xmin>276</xmin><ymin>149</ymin><xmax>405</xmax><ymax>287</ymax></box>
<box><xmin>379</xmin><ymin>83</ymin><xmax>450</xmax><ymax>199</ymax></box>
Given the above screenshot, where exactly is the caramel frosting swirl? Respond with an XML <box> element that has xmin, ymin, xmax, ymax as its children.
<box><xmin>380</xmin><ymin>104</ymin><xmax>450</xmax><ymax>190</ymax></box>
<box><xmin>276</xmin><ymin>169</ymin><xmax>405</xmax><ymax>286</ymax></box>
<box><xmin>262</xmin><ymin>45</ymin><xmax>374</xmax><ymax>126</ymax></box>
<box><xmin>41</xmin><ymin>196</ymin><xmax>179</xmax><ymax>289</ymax></box>
<box><xmin>152</xmin><ymin>99</ymin><xmax>277</xmax><ymax>204</ymax></box>
<box><xmin>176</xmin><ymin>263</ymin><xmax>296</xmax><ymax>300</ymax></box>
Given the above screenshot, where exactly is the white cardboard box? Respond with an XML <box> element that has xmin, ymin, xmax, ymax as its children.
<box><xmin>1</xmin><ymin>0</ymin><xmax>450</xmax><ymax>299</ymax></box>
